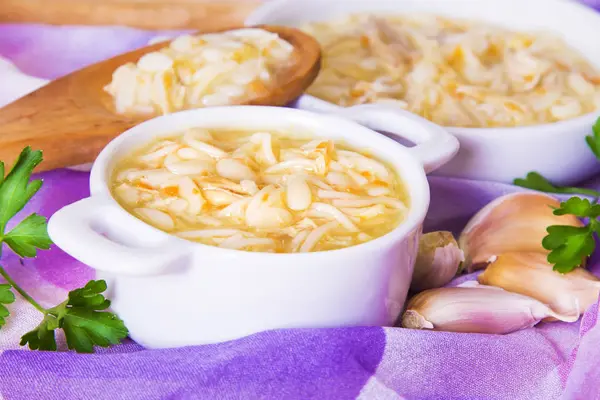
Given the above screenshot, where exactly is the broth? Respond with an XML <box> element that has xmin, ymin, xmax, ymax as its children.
<box><xmin>111</xmin><ymin>128</ymin><xmax>409</xmax><ymax>253</ymax></box>
<box><xmin>302</xmin><ymin>14</ymin><xmax>600</xmax><ymax>128</ymax></box>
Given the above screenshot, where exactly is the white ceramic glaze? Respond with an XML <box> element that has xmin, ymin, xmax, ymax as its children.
<box><xmin>48</xmin><ymin>105</ymin><xmax>458</xmax><ymax>349</ymax></box>
<box><xmin>246</xmin><ymin>0</ymin><xmax>600</xmax><ymax>185</ymax></box>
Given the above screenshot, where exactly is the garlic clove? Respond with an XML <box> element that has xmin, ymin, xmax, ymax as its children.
<box><xmin>401</xmin><ymin>285</ymin><xmax>578</xmax><ymax>334</ymax></box>
<box><xmin>134</xmin><ymin>208</ymin><xmax>175</xmax><ymax>231</ymax></box>
<box><xmin>216</xmin><ymin>158</ymin><xmax>257</xmax><ymax>182</ymax></box>
<box><xmin>410</xmin><ymin>231</ymin><xmax>464</xmax><ymax>292</ymax></box>
<box><xmin>458</xmin><ymin>193</ymin><xmax>583</xmax><ymax>272</ymax></box>
<box><xmin>477</xmin><ymin>252</ymin><xmax>600</xmax><ymax>317</ymax></box>
<box><xmin>285</xmin><ymin>175</ymin><xmax>312</xmax><ymax>211</ymax></box>
<box><xmin>203</xmin><ymin>189</ymin><xmax>241</xmax><ymax>206</ymax></box>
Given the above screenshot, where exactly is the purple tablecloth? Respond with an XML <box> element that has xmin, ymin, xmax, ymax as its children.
<box><xmin>1</xmin><ymin>4</ymin><xmax>600</xmax><ymax>399</ymax></box>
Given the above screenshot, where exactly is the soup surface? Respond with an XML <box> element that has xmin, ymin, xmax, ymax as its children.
<box><xmin>111</xmin><ymin>129</ymin><xmax>409</xmax><ymax>253</ymax></box>
<box><xmin>104</xmin><ymin>29</ymin><xmax>295</xmax><ymax>115</ymax></box>
<box><xmin>302</xmin><ymin>14</ymin><xmax>600</xmax><ymax>128</ymax></box>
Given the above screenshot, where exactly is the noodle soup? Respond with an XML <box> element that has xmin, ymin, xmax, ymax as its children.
<box><xmin>110</xmin><ymin>128</ymin><xmax>409</xmax><ymax>253</ymax></box>
<box><xmin>302</xmin><ymin>14</ymin><xmax>600</xmax><ymax>128</ymax></box>
<box><xmin>104</xmin><ymin>29</ymin><xmax>295</xmax><ymax>115</ymax></box>
<box><xmin>49</xmin><ymin>105</ymin><xmax>451</xmax><ymax>347</ymax></box>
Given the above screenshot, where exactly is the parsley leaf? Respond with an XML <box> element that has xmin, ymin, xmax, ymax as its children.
<box><xmin>585</xmin><ymin>117</ymin><xmax>600</xmax><ymax>160</ymax></box>
<box><xmin>514</xmin><ymin>172</ymin><xmax>600</xmax><ymax>198</ymax></box>
<box><xmin>4</xmin><ymin>213</ymin><xmax>52</xmax><ymax>258</ymax></box>
<box><xmin>0</xmin><ymin>148</ymin><xmax>46</xmax><ymax>333</ymax></box>
<box><xmin>0</xmin><ymin>283</ymin><xmax>15</xmax><ymax>328</ymax></box>
<box><xmin>514</xmin><ymin>117</ymin><xmax>600</xmax><ymax>198</ymax></box>
<box><xmin>20</xmin><ymin>280</ymin><xmax>128</xmax><ymax>353</ymax></box>
<box><xmin>0</xmin><ymin>147</ymin><xmax>43</xmax><ymax>235</ymax></box>
<box><xmin>552</xmin><ymin>197</ymin><xmax>600</xmax><ymax>219</ymax></box>
<box><xmin>20</xmin><ymin>313</ymin><xmax>59</xmax><ymax>351</ymax></box>
<box><xmin>542</xmin><ymin>197</ymin><xmax>600</xmax><ymax>273</ymax></box>
<box><xmin>62</xmin><ymin>308</ymin><xmax>128</xmax><ymax>352</ymax></box>
<box><xmin>68</xmin><ymin>280</ymin><xmax>112</xmax><ymax>310</ymax></box>
<box><xmin>0</xmin><ymin>147</ymin><xmax>128</xmax><ymax>352</ymax></box>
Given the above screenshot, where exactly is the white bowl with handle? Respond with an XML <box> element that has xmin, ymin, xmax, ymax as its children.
<box><xmin>47</xmin><ymin>105</ymin><xmax>458</xmax><ymax>349</ymax></box>
<box><xmin>246</xmin><ymin>0</ymin><xmax>600</xmax><ymax>185</ymax></box>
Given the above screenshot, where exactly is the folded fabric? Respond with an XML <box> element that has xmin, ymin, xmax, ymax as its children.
<box><xmin>0</xmin><ymin>55</ymin><xmax>48</xmax><ymax>108</ymax></box>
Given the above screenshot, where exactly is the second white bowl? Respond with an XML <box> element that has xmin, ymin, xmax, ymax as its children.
<box><xmin>246</xmin><ymin>0</ymin><xmax>600</xmax><ymax>185</ymax></box>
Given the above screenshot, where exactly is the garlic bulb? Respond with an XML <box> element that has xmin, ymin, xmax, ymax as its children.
<box><xmin>478</xmin><ymin>252</ymin><xmax>600</xmax><ymax>317</ymax></box>
<box><xmin>458</xmin><ymin>193</ymin><xmax>583</xmax><ymax>272</ymax></box>
<box><xmin>401</xmin><ymin>284</ymin><xmax>578</xmax><ymax>334</ymax></box>
<box><xmin>410</xmin><ymin>231</ymin><xmax>464</xmax><ymax>292</ymax></box>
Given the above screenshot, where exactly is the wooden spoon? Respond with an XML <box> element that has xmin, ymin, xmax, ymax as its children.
<box><xmin>0</xmin><ymin>0</ymin><xmax>261</xmax><ymax>31</ymax></box>
<box><xmin>0</xmin><ymin>25</ymin><xmax>321</xmax><ymax>172</ymax></box>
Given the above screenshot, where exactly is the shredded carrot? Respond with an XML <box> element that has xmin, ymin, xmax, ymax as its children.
<box><xmin>162</xmin><ymin>186</ymin><xmax>179</xmax><ymax>197</ymax></box>
<box><xmin>232</xmin><ymin>45</ymin><xmax>259</xmax><ymax>63</ymax></box>
<box><xmin>231</xmin><ymin>52</ymin><xmax>243</xmax><ymax>63</ymax></box>
<box><xmin>447</xmin><ymin>83</ymin><xmax>464</xmax><ymax>100</ymax></box>
<box><xmin>447</xmin><ymin>45</ymin><xmax>464</xmax><ymax>68</ymax></box>
<box><xmin>446</xmin><ymin>81</ymin><xmax>458</xmax><ymax>94</ymax></box>
<box><xmin>136</xmin><ymin>181</ymin><xmax>154</xmax><ymax>190</ymax></box>
<box><xmin>484</xmin><ymin>43</ymin><xmax>500</xmax><ymax>58</ymax></box>
<box><xmin>555</xmin><ymin>61</ymin><xmax>569</xmax><ymax>71</ymax></box>
<box><xmin>508</xmin><ymin>35</ymin><xmax>533</xmax><ymax>49</ymax></box>
<box><xmin>249</xmin><ymin>80</ymin><xmax>268</xmax><ymax>94</ymax></box>
<box><xmin>584</xmin><ymin>74</ymin><xmax>600</xmax><ymax>85</ymax></box>
<box><xmin>504</xmin><ymin>102</ymin><xmax>523</xmax><ymax>112</ymax></box>
<box><xmin>350</xmin><ymin>88</ymin><xmax>365</xmax><ymax>98</ymax></box>
<box><xmin>360</xmin><ymin>35</ymin><xmax>370</xmax><ymax>48</ymax></box>
<box><xmin>161</xmin><ymin>73</ymin><xmax>174</xmax><ymax>112</ymax></box>
<box><xmin>163</xmin><ymin>73</ymin><xmax>173</xmax><ymax>91</ymax></box>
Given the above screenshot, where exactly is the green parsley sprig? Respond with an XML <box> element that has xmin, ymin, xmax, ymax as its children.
<box><xmin>586</xmin><ymin>115</ymin><xmax>600</xmax><ymax>160</ymax></box>
<box><xmin>514</xmin><ymin>172</ymin><xmax>600</xmax><ymax>199</ymax></box>
<box><xmin>514</xmin><ymin>117</ymin><xmax>600</xmax><ymax>273</ymax></box>
<box><xmin>542</xmin><ymin>197</ymin><xmax>600</xmax><ymax>273</ymax></box>
<box><xmin>0</xmin><ymin>147</ymin><xmax>128</xmax><ymax>353</ymax></box>
<box><xmin>0</xmin><ymin>284</ymin><xmax>15</xmax><ymax>327</ymax></box>
<box><xmin>514</xmin><ymin>118</ymin><xmax>600</xmax><ymax>199</ymax></box>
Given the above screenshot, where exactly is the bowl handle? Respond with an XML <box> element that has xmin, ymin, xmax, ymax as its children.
<box><xmin>48</xmin><ymin>196</ymin><xmax>190</xmax><ymax>276</ymax></box>
<box><xmin>337</xmin><ymin>104</ymin><xmax>460</xmax><ymax>173</ymax></box>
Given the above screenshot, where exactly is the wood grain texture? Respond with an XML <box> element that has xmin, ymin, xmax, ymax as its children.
<box><xmin>0</xmin><ymin>0</ymin><xmax>261</xmax><ymax>30</ymax></box>
<box><xmin>0</xmin><ymin>25</ymin><xmax>321</xmax><ymax>172</ymax></box>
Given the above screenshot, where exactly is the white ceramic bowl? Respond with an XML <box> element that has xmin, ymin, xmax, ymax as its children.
<box><xmin>48</xmin><ymin>105</ymin><xmax>458</xmax><ymax>349</ymax></box>
<box><xmin>246</xmin><ymin>0</ymin><xmax>600</xmax><ymax>185</ymax></box>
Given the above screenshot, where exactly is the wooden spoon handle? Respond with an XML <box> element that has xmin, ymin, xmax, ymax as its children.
<box><xmin>0</xmin><ymin>0</ymin><xmax>261</xmax><ymax>30</ymax></box>
<box><xmin>0</xmin><ymin>78</ymin><xmax>135</xmax><ymax>172</ymax></box>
